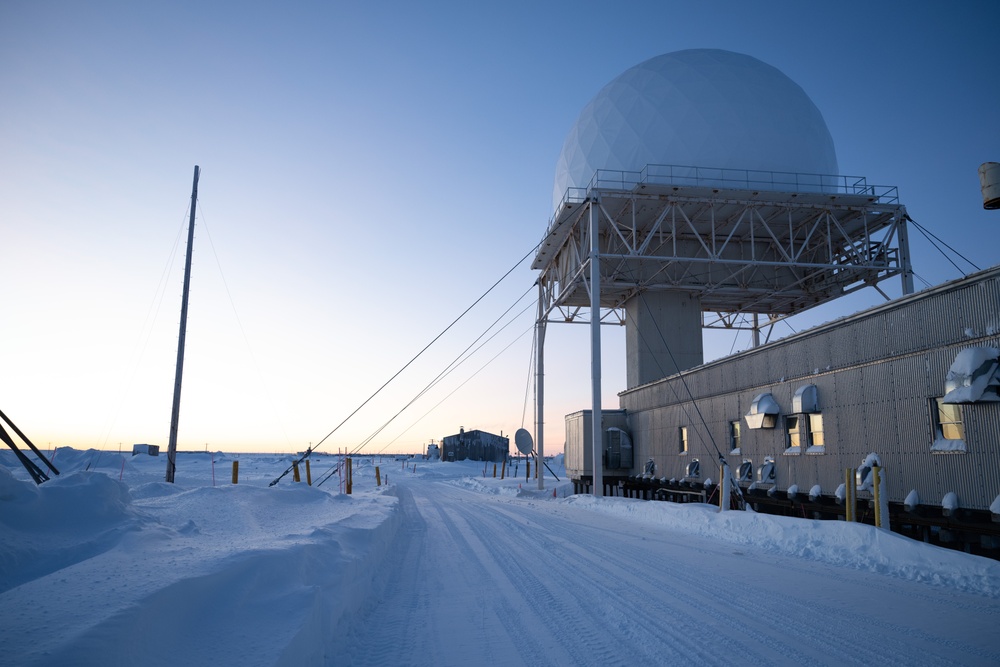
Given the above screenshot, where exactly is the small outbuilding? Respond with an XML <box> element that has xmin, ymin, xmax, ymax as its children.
<box><xmin>132</xmin><ymin>443</ymin><xmax>159</xmax><ymax>456</ymax></box>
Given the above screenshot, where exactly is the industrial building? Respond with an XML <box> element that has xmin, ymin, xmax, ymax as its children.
<box><xmin>439</xmin><ymin>428</ymin><xmax>509</xmax><ymax>463</ymax></box>
<box><xmin>534</xmin><ymin>49</ymin><xmax>1000</xmax><ymax>555</ymax></box>
<box><xmin>564</xmin><ymin>266</ymin><xmax>1000</xmax><ymax>552</ymax></box>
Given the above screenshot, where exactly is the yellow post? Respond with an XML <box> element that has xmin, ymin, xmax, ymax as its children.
<box><xmin>306</xmin><ymin>460</ymin><xmax>312</xmax><ymax>486</ymax></box>
<box><xmin>375</xmin><ymin>466</ymin><xmax>381</xmax><ymax>487</ymax></box>
<box><xmin>232</xmin><ymin>460</ymin><xmax>239</xmax><ymax>484</ymax></box>
<box><xmin>845</xmin><ymin>468</ymin><xmax>855</xmax><ymax>522</ymax></box>
<box><xmin>293</xmin><ymin>461</ymin><xmax>301</xmax><ymax>483</ymax></box>
<box><xmin>873</xmin><ymin>465</ymin><xmax>882</xmax><ymax>528</ymax></box>
<box><xmin>346</xmin><ymin>457</ymin><xmax>352</xmax><ymax>494</ymax></box>
<box><xmin>493</xmin><ymin>463</ymin><xmax>497</xmax><ymax>478</ymax></box>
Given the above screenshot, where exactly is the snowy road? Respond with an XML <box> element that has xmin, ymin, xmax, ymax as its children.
<box><xmin>341</xmin><ymin>476</ymin><xmax>1000</xmax><ymax>666</ymax></box>
<box><xmin>3</xmin><ymin>453</ymin><xmax>999</xmax><ymax>666</ymax></box>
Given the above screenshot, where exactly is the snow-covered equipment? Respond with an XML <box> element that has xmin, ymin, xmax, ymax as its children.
<box><xmin>643</xmin><ymin>458</ymin><xmax>655</xmax><ymax>476</ymax></box>
<box><xmin>943</xmin><ymin>492</ymin><xmax>960</xmax><ymax>518</ymax></box>
<box><xmin>942</xmin><ymin>347</ymin><xmax>1000</xmax><ymax>403</ymax></box>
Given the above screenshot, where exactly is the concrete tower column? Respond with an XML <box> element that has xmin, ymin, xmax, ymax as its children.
<box><xmin>625</xmin><ymin>291</ymin><xmax>703</xmax><ymax>388</ymax></box>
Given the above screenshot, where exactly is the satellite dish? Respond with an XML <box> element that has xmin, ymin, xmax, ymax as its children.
<box><xmin>514</xmin><ymin>428</ymin><xmax>534</xmax><ymax>455</ymax></box>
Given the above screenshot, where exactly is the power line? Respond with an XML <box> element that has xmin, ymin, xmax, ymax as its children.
<box><xmin>269</xmin><ymin>242</ymin><xmax>539</xmax><ymax>486</ymax></box>
<box><xmin>352</xmin><ymin>290</ymin><xmax>535</xmax><ymax>457</ymax></box>
<box><xmin>906</xmin><ymin>214</ymin><xmax>981</xmax><ymax>276</ymax></box>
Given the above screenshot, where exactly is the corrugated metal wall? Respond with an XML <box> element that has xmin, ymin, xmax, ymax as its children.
<box><xmin>564</xmin><ymin>410</ymin><xmax>629</xmax><ymax>478</ymax></box>
<box><xmin>614</xmin><ymin>267</ymin><xmax>1000</xmax><ymax>510</ymax></box>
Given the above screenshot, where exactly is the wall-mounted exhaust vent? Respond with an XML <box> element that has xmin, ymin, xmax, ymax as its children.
<box><xmin>792</xmin><ymin>384</ymin><xmax>819</xmax><ymax>413</ymax></box>
<box><xmin>745</xmin><ymin>393</ymin><xmax>780</xmax><ymax>429</ymax></box>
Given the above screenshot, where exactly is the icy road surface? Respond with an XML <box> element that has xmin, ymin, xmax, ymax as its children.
<box><xmin>2</xmin><ymin>451</ymin><xmax>999</xmax><ymax>666</ymax></box>
<box><xmin>343</xmin><ymin>474</ymin><xmax>1000</xmax><ymax>666</ymax></box>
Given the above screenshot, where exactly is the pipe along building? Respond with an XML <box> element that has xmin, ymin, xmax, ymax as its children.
<box><xmin>535</xmin><ymin>50</ymin><xmax>1000</xmax><ymax>556</ymax></box>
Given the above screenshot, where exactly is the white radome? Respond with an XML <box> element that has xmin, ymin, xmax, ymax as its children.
<box><xmin>553</xmin><ymin>49</ymin><xmax>839</xmax><ymax>211</ymax></box>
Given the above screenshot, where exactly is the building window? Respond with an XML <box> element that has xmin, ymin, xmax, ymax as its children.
<box><xmin>729</xmin><ymin>420</ymin><xmax>741</xmax><ymax>454</ymax></box>
<box><xmin>806</xmin><ymin>413</ymin><xmax>825</xmax><ymax>454</ymax></box>
<box><xmin>784</xmin><ymin>415</ymin><xmax>802</xmax><ymax>454</ymax></box>
<box><xmin>931</xmin><ymin>398</ymin><xmax>966</xmax><ymax>453</ymax></box>
<box><xmin>679</xmin><ymin>426</ymin><xmax>688</xmax><ymax>454</ymax></box>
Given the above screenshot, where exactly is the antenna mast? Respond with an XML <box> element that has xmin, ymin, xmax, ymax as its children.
<box><xmin>166</xmin><ymin>165</ymin><xmax>199</xmax><ymax>483</ymax></box>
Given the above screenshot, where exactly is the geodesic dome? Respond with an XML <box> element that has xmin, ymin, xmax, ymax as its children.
<box><xmin>553</xmin><ymin>49</ymin><xmax>839</xmax><ymax>211</ymax></box>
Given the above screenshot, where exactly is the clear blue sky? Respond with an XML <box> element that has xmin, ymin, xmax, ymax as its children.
<box><xmin>2</xmin><ymin>1</ymin><xmax>997</xmax><ymax>454</ymax></box>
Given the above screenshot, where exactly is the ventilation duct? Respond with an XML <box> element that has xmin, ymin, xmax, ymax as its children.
<box><xmin>792</xmin><ymin>384</ymin><xmax>819</xmax><ymax>413</ymax></box>
<box><xmin>745</xmin><ymin>393</ymin><xmax>780</xmax><ymax>429</ymax></box>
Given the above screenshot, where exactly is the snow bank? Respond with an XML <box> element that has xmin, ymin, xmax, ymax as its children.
<box><xmin>562</xmin><ymin>495</ymin><xmax>1000</xmax><ymax>597</ymax></box>
<box><xmin>0</xmin><ymin>456</ymin><xmax>401</xmax><ymax>666</ymax></box>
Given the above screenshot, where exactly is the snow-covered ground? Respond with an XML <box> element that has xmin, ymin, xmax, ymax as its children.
<box><xmin>2</xmin><ymin>449</ymin><xmax>999</xmax><ymax>666</ymax></box>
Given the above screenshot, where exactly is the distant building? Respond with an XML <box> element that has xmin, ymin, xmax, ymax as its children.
<box><xmin>132</xmin><ymin>444</ymin><xmax>160</xmax><ymax>456</ymax></box>
<box><xmin>427</xmin><ymin>443</ymin><xmax>440</xmax><ymax>460</ymax></box>
<box><xmin>440</xmin><ymin>428</ymin><xmax>509</xmax><ymax>463</ymax></box>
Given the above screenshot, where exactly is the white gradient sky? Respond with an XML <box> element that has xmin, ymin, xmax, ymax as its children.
<box><xmin>2</xmin><ymin>1</ymin><xmax>997</xmax><ymax>454</ymax></box>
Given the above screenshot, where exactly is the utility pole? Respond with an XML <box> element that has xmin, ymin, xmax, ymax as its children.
<box><xmin>166</xmin><ymin>165</ymin><xmax>199</xmax><ymax>483</ymax></box>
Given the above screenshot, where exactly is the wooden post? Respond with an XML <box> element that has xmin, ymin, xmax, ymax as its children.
<box><xmin>293</xmin><ymin>462</ymin><xmax>301</xmax><ymax>482</ymax></box>
<box><xmin>493</xmin><ymin>463</ymin><xmax>497</xmax><ymax>478</ymax></box>
<box><xmin>306</xmin><ymin>460</ymin><xmax>312</xmax><ymax>486</ymax></box>
<box><xmin>375</xmin><ymin>466</ymin><xmax>381</xmax><ymax>487</ymax></box>
<box><xmin>501</xmin><ymin>459</ymin><xmax>506</xmax><ymax>479</ymax></box>
<box><xmin>165</xmin><ymin>165</ymin><xmax>200</xmax><ymax>484</ymax></box>
<box><xmin>526</xmin><ymin>460</ymin><xmax>531</xmax><ymax>481</ymax></box>
<box><xmin>232</xmin><ymin>460</ymin><xmax>239</xmax><ymax>484</ymax></box>
<box><xmin>346</xmin><ymin>457</ymin><xmax>352</xmax><ymax>494</ymax></box>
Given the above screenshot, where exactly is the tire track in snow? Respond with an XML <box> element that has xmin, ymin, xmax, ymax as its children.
<box><xmin>485</xmin><ymin>495</ymin><xmax>999</xmax><ymax>666</ymax></box>
<box><xmin>336</xmin><ymin>486</ymin><xmax>442</xmax><ymax>667</ymax></box>
<box><xmin>337</xmin><ymin>477</ymin><xmax>1000</xmax><ymax>666</ymax></box>
<box><xmin>338</xmin><ymin>484</ymin><xmax>551</xmax><ymax>666</ymax></box>
<box><xmin>425</xmin><ymin>492</ymin><xmax>566</xmax><ymax>666</ymax></box>
<box><xmin>454</xmin><ymin>489</ymin><xmax>752</xmax><ymax>664</ymax></box>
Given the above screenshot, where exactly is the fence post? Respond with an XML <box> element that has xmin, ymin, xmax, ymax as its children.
<box><xmin>719</xmin><ymin>462</ymin><xmax>731</xmax><ymax>512</ymax></box>
<box><xmin>376</xmin><ymin>466</ymin><xmax>381</xmax><ymax>487</ymax></box>
<box><xmin>346</xmin><ymin>458</ymin><xmax>353</xmax><ymax>494</ymax></box>
<box><xmin>293</xmin><ymin>462</ymin><xmax>301</xmax><ymax>483</ymax></box>
<box><xmin>873</xmin><ymin>465</ymin><xmax>889</xmax><ymax>529</ymax></box>
<box><xmin>232</xmin><ymin>460</ymin><xmax>239</xmax><ymax>484</ymax></box>
<box><xmin>845</xmin><ymin>468</ymin><xmax>856</xmax><ymax>522</ymax></box>
<box><xmin>306</xmin><ymin>460</ymin><xmax>312</xmax><ymax>486</ymax></box>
